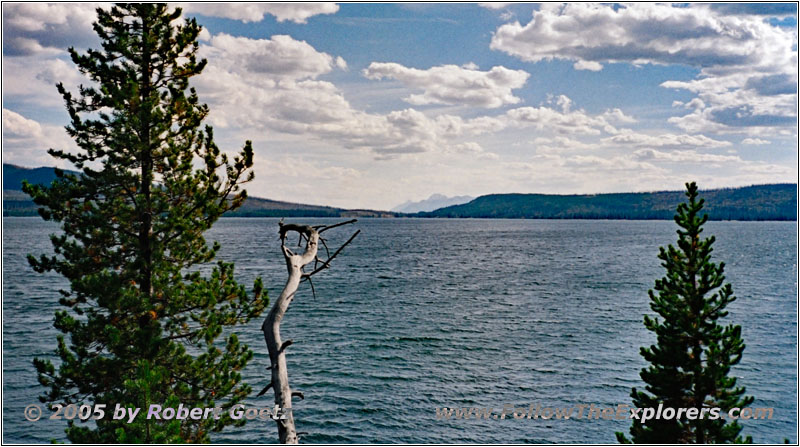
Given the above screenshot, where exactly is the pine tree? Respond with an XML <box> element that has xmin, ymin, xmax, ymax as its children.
<box><xmin>617</xmin><ymin>182</ymin><xmax>753</xmax><ymax>443</ymax></box>
<box><xmin>24</xmin><ymin>4</ymin><xmax>267</xmax><ymax>442</ymax></box>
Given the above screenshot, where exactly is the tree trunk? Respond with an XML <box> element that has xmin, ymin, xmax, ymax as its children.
<box><xmin>262</xmin><ymin>225</ymin><xmax>319</xmax><ymax>444</ymax></box>
<box><xmin>139</xmin><ymin>11</ymin><xmax>153</xmax><ymax>299</ymax></box>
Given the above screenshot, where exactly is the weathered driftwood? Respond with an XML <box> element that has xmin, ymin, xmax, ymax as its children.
<box><xmin>262</xmin><ymin>220</ymin><xmax>359</xmax><ymax>444</ymax></box>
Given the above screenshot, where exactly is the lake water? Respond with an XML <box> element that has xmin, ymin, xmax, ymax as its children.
<box><xmin>3</xmin><ymin>217</ymin><xmax>797</xmax><ymax>443</ymax></box>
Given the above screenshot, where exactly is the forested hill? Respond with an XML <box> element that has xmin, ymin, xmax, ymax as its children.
<box><xmin>419</xmin><ymin>184</ymin><xmax>797</xmax><ymax>221</ymax></box>
<box><xmin>4</xmin><ymin>163</ymin><xmax>80</xmax><ymax>190</ymax></box>
<box><xmin>3</xmin><ymin>163</ymin><xmax>396</xmax><ymax>217</ymax></box>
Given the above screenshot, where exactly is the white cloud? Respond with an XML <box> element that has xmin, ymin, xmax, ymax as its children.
<box><xmin>604</xmin><ymin>131</ymin><xmax>732</xmax><ymax>149</ymax></box>
<box><xmin>530</xmin><ymin>136</ymin><xmax>596</xmax><ymax>154</ymax></box>
<box><xmin>416</xmin><ymin>95</ymin><xmax>627</xmax><ymax>140</ymax></box>
<box><xmin>573</xmin><ymin>60</ymin><xmax>603</xmax><ymax>71</ymax></box>
<box><xmin>742</xmin><ymin>138</ymin><xmax>771</xmax><ymax>145</ymax></box>
<box><xmin>241</xmin><ymin>154</ymin><xmax>374</xmax><ymax>208</ymax></box>
<box><xmin>602</xmin><ymin>108</ymin><xmax>637</xmax><ymax>124</ymax></box>
<box><xmin>3</xmin><ymin>109</ymin><xmax>43</xmax><ymax>138</ymax></box>
<box><xmin>490</xmin><ymin>3</ymin><xmax>797</xmax><ymax>134</ymax></box>
<box><xmin>194</xmin><ymin>33</ymin><xmax>489</xmax><ymax>158</ymax></box>
<box><xmin>363</xmin><ymin>62</ymin><xmax>530</xmax><ymax>108</ymax></box>
<box><xmin>479</xmin><ymin>3</ymin><xmax>512</xmax><ymax>10</ymax></box>
<box><xmin>503</xmin><ymin>103</ymin><xmax>619</xmax><ymax>136</ymax></box>
<box><xmin>2</xmin><ymin>109</ymin><xmax>76</xmax><ymax>166</ymax></box>
<box><xmin>3</xmin><ymin>3</ymin><xmax>96</xmax><ymax>32</ymax></box>
<box><xmin>633</xmin><ymin>148</ymin><xmax>742</xmax><ymax>164</ymax></box>
<box><xmin>499</xmin><ymin>154</ymin><xmax>671</xmax><ymax>193</ymax></box>
<box><xmin>419</xmin><ymin>96</ymin><xmax>625</xmax><ymax>139</ymax></box>
<box><xmin>449</xmin><ymin>142</ymin><xmax>499</xmax><ymax>160</ymax></box>
<box><xmin>202</xmin><ymin>33</ymin><xmax>342</xmax><ymax>80</ymax></box>
<box><xmin>195</xmin><ymin>36</ymin><xmax>621</xmax><ymax>161</ymax></box>
<box><xmin>178</xmin><ymin>3</ymin><xmax>339</xmax><ymax>23</ymax></box>
<box><xmin>267</xmin><ymin>156</ymin><xmax>361</xmax><ymax>181</ymax></box>
<box><xmin>490</xmin><ymin>3</ymin><xmax>793</xmax><ymax>72</ymax></box>
<box><xmin>2</xmin><ymin>3</ymin><xmax>102</xmax><ymax>55</ymax></box>
<box><xmin>5</xmin><ymin>37</ymin><xmax>62</xmax><ymax>56</ymax></box>
<box><xmin>662</xmin><ymin>73</ymin><xmax>797</xmax><ymax>135</ymax></box>
<box><xmin>3</xmin><ymin>55</ymin><xmax>92</xmax><ymax>109</ymax></box>
<box><xmin>550</xmin><ymin>94</ymin><xmax>572</xmax><ymax>113</ymax></box>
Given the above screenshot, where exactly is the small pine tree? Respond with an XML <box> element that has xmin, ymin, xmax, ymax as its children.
<box><xmin>24</xmin><ymin>4</ymin><xmax>267</xmax><ymax>442</ymax></box>
<box><xmin>617</xmin><ymin>182</ymin><xmax>754</xmax><ymax>444</ymax></box>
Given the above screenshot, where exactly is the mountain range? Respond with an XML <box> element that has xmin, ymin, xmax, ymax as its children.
<box><xmin>391</xmin><ymin>194</ymin><xmax>473</xmax><ymax>213</ymax></box>
<box><xmin>4</xmin><ymin>164</ymin><xmax>796</xmax><ymax>220</ymax></box>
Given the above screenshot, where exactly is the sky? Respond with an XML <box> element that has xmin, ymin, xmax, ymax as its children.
<box><xmin>2</xmin><ymin>2</ymin><xmax>798</xmax><ymax>210</ymax></box>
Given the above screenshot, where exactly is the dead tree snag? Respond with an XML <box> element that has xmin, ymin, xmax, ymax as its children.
<box><xmin>261</xmin><ymin>219</ymin><xmax>359</xmax><ymax>443</ymax></box>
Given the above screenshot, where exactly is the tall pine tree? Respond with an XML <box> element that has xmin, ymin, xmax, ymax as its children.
<box><xmin>24</xmin><ymin>4</ymin><xmax>267</xmax><ymax>442</ymax></box>
<box><xmin>617</xmin><ymin>182</ymin><xmax>753</xmax><ymax>443</ymax></box>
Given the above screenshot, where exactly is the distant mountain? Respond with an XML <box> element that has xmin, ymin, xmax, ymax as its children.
<box><xmin>420</xmin><ymin>184</ymin><xmax>797</xmax><ymax>221</ymax></box>
<box><xmin>392</xmin><ymin>194</ymin><xmax>474</xmax><ymax>213</ymax></box>
<box><xmin>2</xmin><ymin>164</ymin><xmax>397</xmax><ymax>218</ymax></box>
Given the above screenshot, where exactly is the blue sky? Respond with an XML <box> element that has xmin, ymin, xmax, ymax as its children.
<box><xmin>3</xmin><ymin>3</ymin><xmax>798</xmax><ymax>209</ymax></box>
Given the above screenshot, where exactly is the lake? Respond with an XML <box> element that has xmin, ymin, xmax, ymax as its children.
<box><xmin>2</xmin><ymin>217</ymin><xmax>797</xmax><ymax>443</ymax></box>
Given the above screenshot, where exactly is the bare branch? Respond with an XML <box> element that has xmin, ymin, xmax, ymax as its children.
<box><xmin>319</xmin><ymin>237</ymin><xmax>331</xmax><ymax>259</ymax></box>
<box><xmin>278</xmin><ymin>222</ymin><xmax>314</xmax><ymax>240</ymax></box>
<box><xmin>278</xmin><ymin>339</ymin><xmax>293</xmax><ymax>354</ymax></box>
<box><xmin>303</xmin><ymin>230</ymin><xmax>360</xmax><ymax>278</ymax></box>
<box><xmin>307</xmin><ymin>275</ymin><xmax>317</xmax><ymax>299</ymax></box>
<box><xmin>257</xmin><ymin>383</ymin><xmax>273</xmax><ymax>397</ymax></box>
<box><xmin>314</xmin><ymin>218</ymin><xmax>357</xmax><ymax>234</ymax></box>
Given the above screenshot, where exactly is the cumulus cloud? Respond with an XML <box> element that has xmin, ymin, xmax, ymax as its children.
<box><xmin>490</xmin><ymin>3</ymin><xmax>797</xmax><ymax>134</ymax></box>
<box><xmin>178</xmin><ymin>3</ymin><xmax>339</xmax><ymax>23</ymax></box>
<box><xmin>742</xmin><ymin>138</ymin><xmax>771</xmax><ymax>145</ymax></box>
<box><xmin>3</xmin><ymin>109</ymin><xmax>43</xmax><ymax>139</ymax></box>
<box><xmin>363</xmin><ymin>62</ymin><xmax>530</xmax><ymax>108</ymax></box>
<box><xmin>662</xmin><ymin>73</ymin><xmax>797</xmax><ymax>135</ymax></box>
<box><xmin>4</xmin><ymin>37</ymin><xmax>62</xmax><ymax>56</ymax></box>
<box><xmin>193</xmin><ymin>33</ymin><xmax>490</xmax><ymax>158</ymax></box>
<box><xmin>2</xmin><ymin>3</ymin><xmax>101</xmax><ymax>55</ymax></box>
<box><xmin>195</xmin><ymin>38</ymin><xmax>625</xmax><ymax>159</ymax></box>
<box><xmin>2</xmin><ymin>3</ymin><xmax>338</xmax><ymax>56</ymax></box>
<box><xmin>503</xmin><ymin>103</ymin><xmax>619</xmax><ymax>135</ymax></box>
<box><xmin>573</xmin><ymin>60</ymin><xmax>602</xmax><ymax>71</ymax></box>
<box><xmin>3</xmin><ymin>3</ymin><xmax>96</xmax><ymax>33</ymax></box>
<box><xmin>604</xmin><ymin>131</ymin><xmax>732</xmax><ymax>149</ymax></box>
<box><xmin>449</xmin><ymin>142</ymin><xmax>499</xmax><ymax>160</ymax></box>
<box><xmin>421</xmin><ymin>95</ymin><xmax>627</xmax><ymax>139</ymax></box>
<box><xmin>633</xmin><ymin>148</ymin><xmax>742</xmax><ymax>164</ymax></box>
<box><xmin>490</xmin><ymin>3</ymin><xmax>793</xmax><ymax>71</ymax></box>
<box><xmin>2</xmin><ymin>109</ymin><xmax>76</xmax><ymax>166</ymax></box>
<box><xmin>202</xmin><ymin>34</ymin><xmax>342</xmax><ymax>80</ymax></box>
<box><xmin>267</xmin><ymin>156</ymin><xmax>361</xmax><ymax>181</ymax></box>
<box><xmin>529</xmin><ymin>136</ymin><xmax>596</xmax><ymax>154</ymax></box>
<box><xmin>602</xmin><ymin>108</ymin><xmax>637</xmax><ymax>124</ymax></box>
<box><xmin>3</xmin><ymin>55</ymin><xmax>91</xmax><ymax>108</ymax></box>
